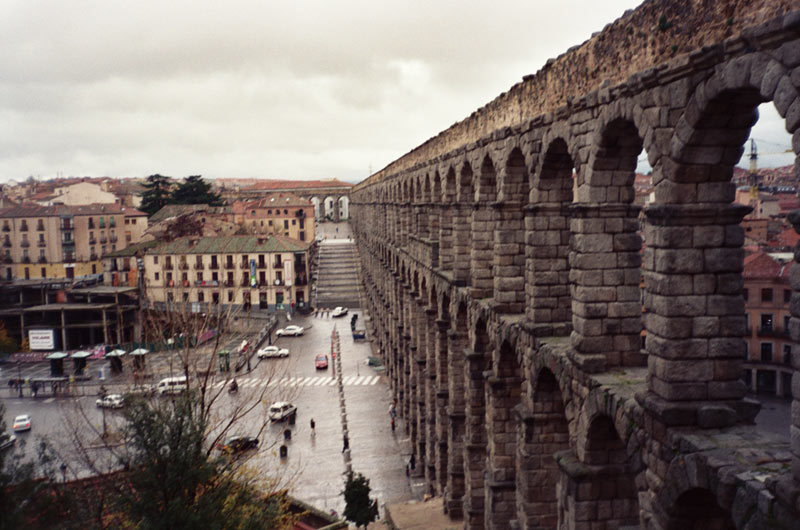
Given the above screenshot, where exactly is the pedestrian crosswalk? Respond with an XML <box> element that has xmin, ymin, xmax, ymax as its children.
<box><xmin>212</xmin><ymin>375</ymin><xmax>381</xmax><ymax>390</ymax></box>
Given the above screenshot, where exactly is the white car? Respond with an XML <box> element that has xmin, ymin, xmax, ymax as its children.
<box><xmin>257</xmin><ymin>346</ymin><xmax>289</xmax><ymax>359</ymax></box>
<box><xmin>268</xmin><ymin>401</ymin><xmax>297</xmax><ymax>422</ymax></box>
<box><xmin>331</xmin><ymin>306</ymin><xmax>348</xmax><ymax>317</ymax></box>
<box><xmin>96</xmin><ymin>394</ymin><xmax>125</xmax><ymax>409</ymax></box>
<box><xmin>12</xmin><ymin>415</ymin><xmax>31</xmax><ymax>432</ymax></box>
<box><xmin>275</xmin><ymin>325</ymin><xmax>304</xmax><ymax>337</ymax></box>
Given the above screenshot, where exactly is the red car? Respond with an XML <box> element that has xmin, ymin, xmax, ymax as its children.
<box><xmin>315</xmin><ymin>354</ymin><xmax>329</xmax><ymax>369</ymax></box>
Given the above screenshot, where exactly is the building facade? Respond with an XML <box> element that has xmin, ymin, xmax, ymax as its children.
<box><xmin>743</xmin><ymin>252</ymin><xmax>793</xmax><ymax>397</ymax></box>
<box><xmin>142</xmin><ymin>235</ymin><xmax>311</xmax><ymax>311</ymax></box>
<box><xmin>0</xmin><ymin>204</ymin><xmax>146</xmax><ymax>281</ymax></box>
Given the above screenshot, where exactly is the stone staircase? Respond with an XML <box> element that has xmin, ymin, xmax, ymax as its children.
<box><xmin>313</xmin><ymin>239</ymin><xmax>361</xmax><ymax>309</ymax></box>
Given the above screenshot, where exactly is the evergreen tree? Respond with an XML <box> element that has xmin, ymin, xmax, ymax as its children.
<box><xmin>342</xmin><ymin>471</ymin><xmax>379</xmax><ymax>529</ymax></box>
<box><xmin>171</xmin><ymin>175</ymin><xmax>222</xmax><ymax>206</ymax></box>
<box><xmin>139</xmin><ymin>174</ymin><xmax>173</xmax><ymax>216</ymax></box>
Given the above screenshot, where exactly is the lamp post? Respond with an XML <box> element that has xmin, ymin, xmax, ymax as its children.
<box><xmin>16</xmin><ymin>361</ymin><xmax>22</xmax><ymax>397</ymax></box>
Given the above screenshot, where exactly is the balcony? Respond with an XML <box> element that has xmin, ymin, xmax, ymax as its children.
<box><xmin>257</xmin><ymin>261</ymin><xmax>267</xmax><ymax>269</ymax></box>
<box><xmin>20</xmin><ymin>241</ymin><xmax>30</xmax><ymax>248</ymax></box>
<box><xmin>36</xmin><ymin>224</ymin><xmax>45</xmax><ymax>232</ymax></box>
<box><xmin>224</xmin><ymin>262</ymin><xmax>235</xmax><ymax>270</ymax></box>
<box><xmin>294</xmin><ymin>275</ymin><xmax>308</xmax><ymax>286</ymax></box>
<box><xmin>19</xmin><ymin>224</ymin><xmax>28</xmax><ymax>232</ymax></box>
<box><xmin>89</xmin><ymin>238</ymin><xmax>97</xmax><ymax>245</ymax></box>
<box><xmin>274</xmin><ymin>278</ymin><xmax>282</xmax><ymax>286</ymax></box>
<box><xmin>21</xmin><ymin>257</ymin><xmax>30</xmax><ymax>264</ymax></box>
<box><xmin>273</xmin><ymin>261</ymin><xmax>283</xmax><ymax>268</ymax></box>
<box><xmin>179</xmin><ymin>262</ymin><xmax>189</xmax><ymax>270</ymax></box>
<box><xmin>194</xmin><ymin>262</ymin><xmax>205</xmax><ymax>270</ymax></box>
<box><xmin>164</xmin><ymin>262</ymin><xmax>174</xmax><ymax>270</ymax></box>
<box><xmin>100</xmin><ymin>236</ymin><xmax>107</xmax><ymax>244</ymax></box>
<box><xmin>37</xmin><ymin>256</ymin><xmax>46</xmax><ymax>264</ymax></box>
<box><xmin>2</xmin><ymin>240</ymin><xmax>10</xmax><ymax>248</ymax></box>
<box><xmin>240</xmin><ymin>279</ymin><xmax>250</xmax><ymax>287</ymax></box>
<box><xmin>90</xmin><ymin>253</ymin><xmax>98</xmax><ymax>261</ymax></box>
<box><xmin>37</xmin><ymin>240</ymin><xmax>46</xmax><ymax>248</ymax></box>
<box><xmin>110</xmin><ymin>235</ymin><xmax>118</xmax><ymax>243</ymax></box>
<box><xmin>195</xmin><ymin>280</ymin><xmax>220</xmax><ymax>287</ymax></box>
<box><xmin>2</xmin><ymin>256</ymin><xmax>11</xmax><ymax>264</ymax></box>
<box><xmin>61</xmin><ymin>239</ymin><xmax>75</xmax><ymax>247</ymax></box>
<box><xmin>224</xmin><ymin>280</ymin><xmax>234</xmax><ymax>287</ymax></box>
<box><xmin>757</xmin><ymin>326</ymin><xmax>783</xmax><ymax>338</ymax></box>
<box><xmin>209</xmin><ymin>263</ymin><xmax>219</xmax><ymax>270</ymax></box>
<box><xmin>63</xmin><ymin>255</ymin><xmax>75</xmax><ymax>263</ymax></box>
<box><xmin>60</xmin><ymin>222</ymin><xmax>72</xmax><ymax>231</ymax></box>
<box><xmin>1</xmin><ymin>226</ymin><xmax>9</xmax><ymax>232</ymax></box>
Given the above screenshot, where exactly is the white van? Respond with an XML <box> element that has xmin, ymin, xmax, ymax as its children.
<box><xmin>157</xmin><ymin>376</ymin><xmax>188</xmax><ymax>395</ymax></box>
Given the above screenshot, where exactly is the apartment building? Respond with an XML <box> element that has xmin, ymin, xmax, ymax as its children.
<box><xmin>230</xmin><ymin>194</ymin><xmax>315</xmax><ymax>242</ymax></box>
<box><xmin>0</xmin><ymin>203</ymin><xmax>145</xmax><ymax>281</ymax></box>
<box><xmin>742</xmin><ymin>251</ymin><xmax>793</xmax><ymax>397</ymax></box>
<box><xmin>142</xmin><ymin>235</ymin><xmax>311</xmax><ymax>311</ymax></box>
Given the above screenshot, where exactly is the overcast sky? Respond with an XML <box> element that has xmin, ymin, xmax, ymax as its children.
<box><xmin>0</xmin><ymin>1</ymin><xmax>793</xmax><ymax>184</ymax></box>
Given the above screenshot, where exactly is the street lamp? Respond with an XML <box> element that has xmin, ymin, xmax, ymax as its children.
<box><xmin>16</xmin><ymin>361</ymin><xmax>22</xmax><ymax>397</ymax></box>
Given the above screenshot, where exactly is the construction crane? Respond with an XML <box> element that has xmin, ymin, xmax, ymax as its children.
<box><xmin>747</xmin><ymin>138</ymin><xmax>793</xmax><ymax>199</ymax></box>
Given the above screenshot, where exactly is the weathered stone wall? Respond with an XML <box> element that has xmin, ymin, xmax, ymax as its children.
<box><xmin>351</xmin><ymin>2</ymin><xmax>800</xmax><ymax>529</ymax></box>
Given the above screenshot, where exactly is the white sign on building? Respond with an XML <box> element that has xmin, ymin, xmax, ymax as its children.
<box><xmin>29</xmin><ymin>329</ymin><xmax>56</xmax><ymax>350</ymax></box>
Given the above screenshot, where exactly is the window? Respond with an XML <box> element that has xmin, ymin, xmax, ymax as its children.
<box><xmin>742</xmin><ymin>289</ymin><xmax>749</xmax><ymax>302</ymax></box>
<box><xmin>299</xmin><ymin>231</ymin><xmax>305</xmax><ymax>241</ymax></box>
<box><xmin>268</xmin><ymin>210</ymin><xmax>272</xmax><ymax>215</ymax></box>
<box><xmin>212</xmin><ymin>292</ymin><xmax>219</xmax><ymax>304</ymax></box>
<box><xmin>785</xmin><ymin>289</ymin><xmax>792</xmax><ymax>303</ymax></box>
<box><xmin>91</xmin><ymin>264</ymin><xmax>96</xmax><ymax>274</ymax></box>
<box><xmin>197</xmin><ymin>292</ymin><xmax>204</xmax><ymax>302</ymax></box>
<box><xmin>284</xmin><ymin>209</ymin><xmax>287</xmax><ymax>214</ymax></box>
<box><xmin>760</xmin><ymin>342</ymin><xmax>773</xmax><ymax>362</ymax></box>
<box><xmin>784</xmin><ymin>344</ymin><xmax>792</xmax><ymax>363</ymax></box>
<box><xmin>183</xmin><ymin>292</ymin><xmax>189</xmax><ymax>302</ymax></box>
<box><xmin>125</xmin><ymin>219</ymin><xmax>130</xmax><ymax>225</ymax></box>
<box><xmin>24</xmin><ymin>267</ymin><xmax>29</xmax><ymax>279</ymax></box>
<box><xmin>268</xmin><ymin>220</ymin><xmax>273</xmax><ymax>226</ymax></box>
<box><xmin>40</xmin><ymin>267</ymin><xmax>45</xmax><ymax>277</ymax></box>
<box><xmin>284</xmin><ymin>220</ymin><xmax>289</xmax><ymax>229</ymax></box>
<box><xmin>132</xmin><ymin>219</ymin><xmax>137</xmax><ymax>224</ymax></box>
<box><xmin>784</xmin><ymin>315</ymin><xmax>791</xmax><ymax>333</ymax></box>
<box><xmin>762</xmin><ymin>288</ymin><xmax>773</xmax><ymax>302</ymax></box>
<box><xmin>227</xmin><ymin>291</ymin><xmax>234</xmax><ymax>302</ymax></box>
<box><xmin>154</xmin><ymin>256</ymin><xmax>159</xmax><ymax>264</ymax></box>
<box><xmin>197</xmin><ymin>272</ymin><xmax>203</xmax><ymax>282</ymax></box>
<box><xmin>212</xmin><ymin>272</ymin><xmax>218</xmax><ymax>282</ymax></box>
<box><xmin>761</xmin><ymin>313</ymin><xmax>773</xmax><ymax>331</ymax></box>
<box><xmin>167</xmin><ymin>292</ymin><xmax>174</xmax><ymax>302</ymax></box>
<box><xmin>292</xmin><ymin>219</ymin><xmax>296</xmax><ymax>225</ymax></box>
<box><xmin>299</xmin><ymin>219</ymin><xmax>304</xmax><ymax>229</ymax></box>
<box><xmin>166</xmin><ymin>272</ymin><xmax>173</xmax><ymax>282</ymax></box>
<box><xmin>155</xmin><ymin>272</ymin><xmax>160</xmax><ymax>281</ymax></box>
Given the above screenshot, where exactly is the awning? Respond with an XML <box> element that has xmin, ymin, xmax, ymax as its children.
<box><xmin>71</xmin><ymin>351</ymin><xmax>92</xmax><ymax>359</ymax></box>
<box><xmin>129</xmin><ymin>348</ymin><xmax>149</xmax><ymax>356</ymax></box>
<box><xmin>46</xmin><ymin>352</ymin><xmax>68</xmax><ymax>360</ymax></box>
<box><xmin>106</xmin><ymin>349</ymin><xmax>127</xmax><ymax>357</ymax></box>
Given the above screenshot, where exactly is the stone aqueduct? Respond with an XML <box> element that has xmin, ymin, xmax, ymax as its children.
<box><xmin>349</xmin><ymin>2</ymin><xmax>800</xmax><ymax>529</ymax></box>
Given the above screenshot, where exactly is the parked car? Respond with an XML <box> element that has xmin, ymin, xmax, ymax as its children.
<box><xmin>96</xmin><ymin>394</ymin><xmax>125</xmax><ymax>409</ymax></box>
<box><xmin>12</xmin><ymin>415</ymin><xmax>31</xmax><ymax>432</ymax></box>
<box><xmin>257</xmin><ymin>346</ymin><xmax>290</xmax><ymax>359</ymax></box>
<box><xmin>0</xmin><ymin>432</ymin><xmax>16</xmax><ymax>451</ymax></box>
<box><xmin>275</xmin><ymin>325</ymin><xmax>304</xmax><ymax>337</ymax></box>
<box><xmin>268</xmin><ymin>402</ymin><xmax>297</xmax><ymax>422</ymax></box>
<box><xmin>331</xmin><ymin>306</ymin><xmax>348</xmax><ymax>317</ymax></box>
<box><xmin>315</xmin><ymin>354</ymin><xmax>329</xmax><ymax>369</ymax></box>
<box><xmin>216</xmin><ymin>435</ymin><xmax>259</xmax><ymax>453</ymax></box>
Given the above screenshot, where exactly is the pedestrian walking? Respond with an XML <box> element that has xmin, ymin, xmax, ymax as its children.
<box><xmin>310</xmin><ymin>418</ymin><xmax>316</xmax><ymax>435</ymax></box>
<box><xmin>342</xmin><ymin>434</ymin><xmax>349</xmax><ymax>453</ymax></box>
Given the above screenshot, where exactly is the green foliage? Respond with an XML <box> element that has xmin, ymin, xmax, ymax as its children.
<box><xmin>341</xmin><ymin>471</ymin><xmax>379</xmax><ymax>529</ymax></box>
<box><xmin>658</xmin><ymin>15</ymin><xmax>673</xmax><ymax>32</ymax></box>
<box><xmin>117</xmin><ymin>392</ymin><xmax>287</xmax><ymax>530</ymax></box>
<box><xmin>0</xmin><ymin>321</ymin><xmax>18</xmax><ymax>353</ymax></box>
<box><xmin>140</xmin><ymin>174</ymin><xmax>174</xmax><ymax>217</ymax></box>
<box><xmin>171</xmin><ymin>175</ymin><xmax>222</xmax><ymax>206</ymax></box>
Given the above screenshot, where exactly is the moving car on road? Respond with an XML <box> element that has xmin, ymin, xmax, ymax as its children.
<box><xmin>12</xmin><ymin>415</ymin><xmax>31</xmax><ymax>432</ymax></box>
<box><xmin>315</xmin><ymin>354</ymin><xmax>329</xmax><ymax>369</ymax></box>
<box><xmin>216</xmin><ymin>435</ymin><xmax>259</xmax><ymax>454</ymax></box>
<box><xmin>268</xmin><ymin>402</ymin><xmax>297</xmax><ymax>422</ymax></box>
<box><xmin>257</xmin><ymin>346</ymin><xmax>289</xmax><ymax>359</ymax></box>
<box><xmin>96</xmin><ymin>394</ymin><xmax>125</xmax><ymax>409</ymax></box>
<box><xmin>331</xmin><ymin>306</ymin><xmax>348</xmax><ymax>317</ymax></box>
<box><xmin>275</xmin><ymin>325</ymin><xmax>304</xmax><ymax>337</ymax></box>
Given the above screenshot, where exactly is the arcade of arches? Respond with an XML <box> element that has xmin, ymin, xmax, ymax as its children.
<box><xmin>350</xmin><ymin>6</ymin><xmax>800</xmax><ymax>530</ymax></box>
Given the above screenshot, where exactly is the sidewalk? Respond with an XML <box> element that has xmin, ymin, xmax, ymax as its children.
<box><xmin>366</xmin><ymin>497</ymin><xmax>461</xmax><ymax>530</ymax></box>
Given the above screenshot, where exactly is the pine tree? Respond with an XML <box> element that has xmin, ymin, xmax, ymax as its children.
<box><xmin>139</xmin><ymin>174</ymin><xmax>173</xmax><ymax>216</ymax></box>
<box><xmin>171</xmin><ymin>175</ymin><xmax>222</xmax><ymax>206</ymax></box>
<box><xmin>342</xmin><ymin>471</ymin><xmax>379</xmax><ymax>528</ymax></box>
